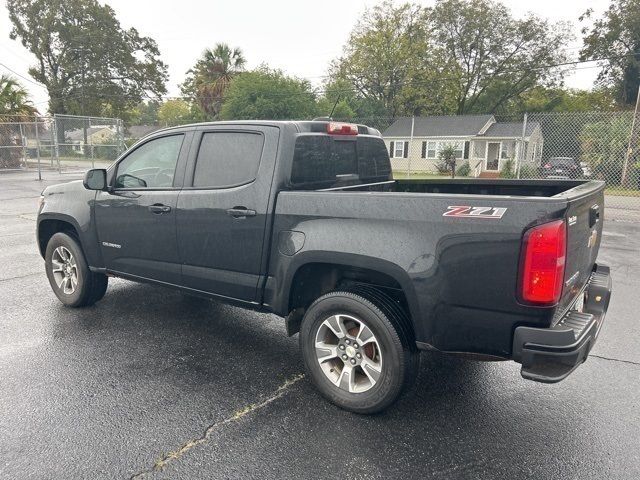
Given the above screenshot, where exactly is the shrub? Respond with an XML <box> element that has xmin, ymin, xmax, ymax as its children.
<box><xmin>456</xmin><ymin>161</ymin><xmax>471</xmax><ymax>177</ymax></box>
<box><xmin>499</xmin><ymin>158</ymin><xmax>516</xmax><ymax>178</ymax></box>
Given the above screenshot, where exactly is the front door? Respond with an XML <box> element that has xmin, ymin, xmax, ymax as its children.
<box><xmin>486</xmin><ymin>142</ymin><xmax>500</xmax><ymax>171</ymax></box>
<box><xmin>94</xmin><ymin>132</ymin><xmax>190</xmax><ymax>284</ymax></box>
<box><xmin>176</xmin><ymin>126</ymin><xmax>279</xmax><ymax>302</ymax></box>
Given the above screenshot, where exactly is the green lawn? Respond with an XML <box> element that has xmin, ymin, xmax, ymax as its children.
<box><xmin>392</xmin><ymin>171</ymin><xmax>445</xmax><ymax>180</ymax></box>
<box><xmin>604</xmin><ymin>187</ymin><xmax>640</xmax><ymax>197</ymax></box>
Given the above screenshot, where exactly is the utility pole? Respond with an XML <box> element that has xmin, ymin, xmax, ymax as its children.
<box><xmin>621</xmin><ymin>85</ymin><xmax>640</xmax><ymax>188</ymax></box>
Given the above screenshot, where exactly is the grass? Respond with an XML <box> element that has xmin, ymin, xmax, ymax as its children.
<box><xmin>392</xmin><ymin>171</ymin><xmax>445</xmax><ymax>180</ymax></box>
<box><xmin>604</xmin><ymin>187</ymin><xmax>640</xmax><ymax>197</ymax></box>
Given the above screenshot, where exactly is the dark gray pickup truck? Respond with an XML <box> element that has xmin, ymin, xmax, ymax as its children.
<box><xmin>37</xmin><ymin>120</ymin><xmax>612</xmax><ymax>413</ymax></box>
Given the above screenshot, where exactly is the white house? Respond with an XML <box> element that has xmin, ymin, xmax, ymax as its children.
<box><xmin>382</xmin><ymin>115</ymin><xmax>544</xmax><ymax>177</ymax></box>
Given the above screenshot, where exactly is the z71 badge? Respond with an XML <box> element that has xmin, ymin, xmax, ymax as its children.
<box><xmin>442</xmin><ymin>205</ymin><xmax>507</xmax><ymax>219</ymax></box>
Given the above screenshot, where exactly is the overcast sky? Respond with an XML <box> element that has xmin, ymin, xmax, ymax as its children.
<box><xmin>0</xmin><ymin>0</ymin><xmax>611</xmax><ymax>112</ymax></box>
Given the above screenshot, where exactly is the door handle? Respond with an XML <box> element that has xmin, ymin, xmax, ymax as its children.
<box><xmin>148</xmin><ymin>204</ymin><xmax>172</xmax><ymax>214</ymax></box>
<box><xmin>226</xmin><ymin>207</ymin><xmax>257</xmax><ymax>218</ymax></box>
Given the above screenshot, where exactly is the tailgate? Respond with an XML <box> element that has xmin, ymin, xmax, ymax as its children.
<box><xmin>557</xmin><ymin>181</ymin><xmax>605</xmax><ymax>315</ymax></box>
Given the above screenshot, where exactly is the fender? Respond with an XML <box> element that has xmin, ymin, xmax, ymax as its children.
<box><xmin>265</xmin><ymin>249</ymin><xmax>421</xmax><ymax>326</ymax></box>
<box><xmin>37</xmin><ymin>211</ymin><xmax>104</xmax><ymax>269</ymax></box>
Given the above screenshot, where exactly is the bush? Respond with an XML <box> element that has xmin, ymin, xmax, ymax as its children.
<box><xmin>456</xmin><ymin>161</ymin><xmax>471</xmax><ymax>177</ymax></box>
<box><xmin>435</xmin><ymin>160</ymin><xmax>451</xmax><ymax>174</ymax></box>
<box><xmin>499</xmin><ymin>158</ymin><xmax>516</xmax><ymax>178</ymax></box>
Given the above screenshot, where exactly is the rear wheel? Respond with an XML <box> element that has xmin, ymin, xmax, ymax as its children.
<box><xmin>45</xmin><ymin>232</ymin><xmax>108</xmax><ymax>307</ymax></box>
<box><xmin>300</xmin><ymin>289</ymin><xmax>419</xmax><ymax>414</ymax></box>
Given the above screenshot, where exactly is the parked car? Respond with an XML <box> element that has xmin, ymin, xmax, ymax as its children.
<box><xmin>540</xmin><ymin>156</ymin><xmax>589</xmax><ymax>179</ymax></box>
<box><xmin>37</xmin><ymin>120</ymin><xmax>612</xmax><ymax>413</ymax></box>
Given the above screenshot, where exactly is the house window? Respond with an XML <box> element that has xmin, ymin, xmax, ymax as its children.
<box><xmin>426</xmin><ymin>141</ymin><xmax>437</xmax><ymax>158</ymax></box>
<box><xmin>501</xmin><ymin>141</ymin><xmax>516</xmax><ymax>160</ymax></box>
<box><xmin>394</xmin><ymin>141</ymin><xmax>406</xmax><ymax>158</ymax></box>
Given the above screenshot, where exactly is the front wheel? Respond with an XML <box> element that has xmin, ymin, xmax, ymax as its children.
<box><xmin>45</xmin><ymin>232</ymin><xmax>108</xmax><ymax>307</ymax></box>
<box><xmin>300</xmin><ymin>290</ymin><xmax>419</xmax><ymax>414</ymax></box>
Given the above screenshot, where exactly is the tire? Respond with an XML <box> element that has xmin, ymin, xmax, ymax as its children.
<box><xmin>45</xmin><ymin>232</ymin><xmax>108</xmax><ymax>307</ymax></box>
<box><xmin>299</xmin><ymin>289</ymin><xmax>419</xmax><ymax>414</ymax></box>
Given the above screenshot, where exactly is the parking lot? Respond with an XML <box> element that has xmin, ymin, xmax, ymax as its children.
<box><xmin>1</xmin><ymin>170</ymin><xmax>639</xmax><ymax>480</ymax></box>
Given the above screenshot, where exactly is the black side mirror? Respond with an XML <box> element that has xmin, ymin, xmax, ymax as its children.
<box><xmin>83</xmin><ymin>169</ymin><xmax>107</xmax><ymax>191</ymax></box>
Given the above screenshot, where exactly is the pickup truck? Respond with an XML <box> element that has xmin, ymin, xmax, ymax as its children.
<box><xmin>37</xmin><ymin>120</ymin><xmax>612</xmax><ymax>413</ymax></box>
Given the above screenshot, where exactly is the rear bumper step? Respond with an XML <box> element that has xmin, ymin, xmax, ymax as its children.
<box><xmin>512</xmin><ymin>264</ymin><xmax>612</xmax><ymax>383</ymax></box>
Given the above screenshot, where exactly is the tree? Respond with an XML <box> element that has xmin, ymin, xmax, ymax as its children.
<box><xmin>431</xmin><ymin>0</ymin><xmax>572</xmax><ymax>114</ymax></box>
<box><xmin>580</xmin><ymin>114</ymin><xmax>635</xmax><ymax>185</ymax></box>
<box><xmin>437</xmin><ymin>144</ymin><xmax>458</xmax><ymax>178</ymax></box>
<box><xmin>329</xmin><ymin>0</ymin><xmax>572</xmax><ymax>117</ymax></box>
<box><xmin>7</xmin><ymin>0</ymin><xmax>168</xmax><ymax>117</ymax></box>
<box><xmin>580</xmin><ymin>0</ymin><xmax>640</xmax><ymax>106</ymax></box>
<box><xmin>181</xmin><ymin>44</ymin><xmax>246</xmax><ymax>120</ymax></box>
<box><xmin>157</xmin><ymin>99</ymin><xmax>193</xmax><ymax>126</ymax></box>
<box><xmin>219</xmin><ymin>67</ymin><xmax>318</xmax><ymax>120</ymax></box>
<box><xmin>0</xmin><ymin>75</ymin><xmax>37</xmax><ymax>168</ymax></box>
<box><xmin>329</xmin><ymin>1</ymin><xmax>442</xmax><ymax>118</ymax></box>
<box><xmin>510</xmin><ymin>86</ymin><xmax>617</xmax><ymax>112</ymax></box>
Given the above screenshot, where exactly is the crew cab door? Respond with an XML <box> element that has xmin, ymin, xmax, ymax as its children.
<box><xmin>94</xmin><ymin>132</ymin><xmax>192</xmax><ymax>283</ymax></box>
<box><xmin>176</xmin><ymin>125</ymin><xmax>279</xmax><ymax>302</ymax></box>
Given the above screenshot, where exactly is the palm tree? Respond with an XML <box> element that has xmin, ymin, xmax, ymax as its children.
<box><xmin>182</xmin><ymin>43</ymin><xmax>246</xmax><ymax>119</ymax></box>
<box><xmin>0</xmin><ymin>75</ymin><xmax>38</xmax><ymax>168</ymax></box>
<box><xmin>0</xmin><ymin>74</ymin><xmax>36</xmax><ymax>118</ymax></box>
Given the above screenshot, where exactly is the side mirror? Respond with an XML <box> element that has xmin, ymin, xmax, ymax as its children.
<box><xmin>83</xmin><ymin>169</ymin><xmax>107</xmax><ymax>191</ymax></box>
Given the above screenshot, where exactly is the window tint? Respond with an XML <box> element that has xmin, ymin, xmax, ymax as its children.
<box><xmin>115</xmin><ymin>134</ymin><xmax>183</xmax><ymax>189</ymax></box>
<box><xmin>549</xmin><ymin>158</ymin><xmax>575</xmax><ymax>166</ymax></box>
<box><xmin>291</xmin><ymin>135</ymin><xmax>391</xmax><ymax>188</ymax></box>
<box><xmin>193</xmin><ymin>132</ymin><xmax>264</xmax><ymax>188</ymax></box>
<box><xmin>357</xmin><ymin>137</ymin><xmax>392</xmax><ymax>178</ymax></box>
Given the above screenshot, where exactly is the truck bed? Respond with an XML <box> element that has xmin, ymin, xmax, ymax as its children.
<box><xmin>271</xmin><ymin>178</ymin><xmax>605</xmax><ymax>357</ymax></box>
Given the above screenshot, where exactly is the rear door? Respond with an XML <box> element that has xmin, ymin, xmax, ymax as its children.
<box><xmin>176</xmin><ymin>125</ymin><xmax>279</xmax><ymax>302</ymax></box>
<box><xmin>94</xmin><ymin>132</ymin><xmax>192</xmax><ymax>283</ymax></box>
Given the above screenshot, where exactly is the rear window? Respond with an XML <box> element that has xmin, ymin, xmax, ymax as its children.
<box><xmin>291</xmin><ymin>135</ymin><xmax>391</xmax><ymax>188</ymax></box>
<box><xmin>548</xmin><ymin>158</ymin><xmax>575</xmax><ymax>166</ymax></box>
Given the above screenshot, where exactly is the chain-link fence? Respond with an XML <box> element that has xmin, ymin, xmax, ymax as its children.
<box><xmin>347</xmin><ymin>111</ymin><xmax>640</xmax><ymax>211</ymax></box>
<box><xmin>0</xmin><ymin>114</ymin><xmax>125</xmax><ymax>177</ymax></box>
<box><xmin>5</xmin><ymin>111</ymin><xmax>637</xmax><ymax>211</ymax></box>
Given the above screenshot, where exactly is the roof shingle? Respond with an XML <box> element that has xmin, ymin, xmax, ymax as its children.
<box><xmin>382</xmin><ymin>115</ymin><xmax>494</xmax><ymax>137</ymax></box>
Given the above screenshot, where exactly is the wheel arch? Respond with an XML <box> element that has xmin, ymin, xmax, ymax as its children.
<box><xmin>37</xmin><ymin>216</ymin><xmax>82</xmax><ymax>258</ymax></box>
<box><xmin>277</xmin><ymin>252</ymin><xmax>420</xmax><ymax>336</ymax></box>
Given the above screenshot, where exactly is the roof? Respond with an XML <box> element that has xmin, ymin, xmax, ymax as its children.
<box><xmin>65</xmin><ymin>126</ymin><xmax>114</xmax><ymax>141</ymax></box>
<box><xmin>482</xmin><ymin>121</ymin><xmax>540</xmax><ymax>138</ymax></box>
<box><xmin>382</xmin><ymin>115</ymin><xmax>494</xmax><ymax>137</ymax></box>
<box><xmin>126</xmin><ymin>125</ymin><xmax>162</xmax><ymax>139</ymax></box>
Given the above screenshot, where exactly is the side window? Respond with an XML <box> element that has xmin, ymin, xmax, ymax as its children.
<box><xmin>193</xmin><ymin>132</ymin><xmax>264</xmax><ymax>188</ymax></box>
<box><xmin>115</xmin><ymin>135</ymin><xmax>184</xmax><ymax>189</ymax></box>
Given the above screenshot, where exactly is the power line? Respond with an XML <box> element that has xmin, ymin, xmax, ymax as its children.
<box><xmin>0</xmin><ymin>62</ymin><xmax>47</xmax><ymax>89</ymax></box>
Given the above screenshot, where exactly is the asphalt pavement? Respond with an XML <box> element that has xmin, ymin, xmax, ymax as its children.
<box><xmin>0</xmin><ymin>169</ymin><xmax>639</xmax><ymax>479</ymax></box>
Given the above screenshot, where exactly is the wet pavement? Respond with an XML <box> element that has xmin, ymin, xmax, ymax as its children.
<box><xmin>0</xmin><ymin>170</ymin><xmax>638</xmax><ymax>479</ymax></box>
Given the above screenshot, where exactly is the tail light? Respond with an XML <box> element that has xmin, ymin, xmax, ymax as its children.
<box><xmin>543</xmin><ymin>163</ymin><xmax>551</xmax><ymax>169</ymax></box>
<box><xmin>327</xmin><ymin>122</ymin><xmax>358</xmax><ymax>135</ymax></box>
<box><xmin>520</xmin><ymin>219</ymin><xmax>566</xmax><ymax>305</ymax></box>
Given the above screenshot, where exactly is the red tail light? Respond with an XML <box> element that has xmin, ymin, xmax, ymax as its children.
<box><xmin>327</xmin><ymin>122</ymin><xmax>358</xmax><ymax>135</ymax></box>
<box><xmin>520</xmin><ymin>219</ymin><xmax>566</xmax><ymax>305</ymax></box>
<box><xmin>543</xmin><ymin>163</ymin><xmax>551</xmax><ymax>169</ymax></box>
